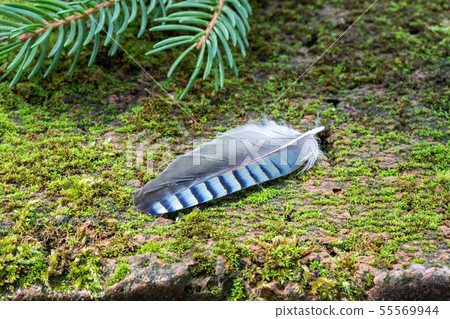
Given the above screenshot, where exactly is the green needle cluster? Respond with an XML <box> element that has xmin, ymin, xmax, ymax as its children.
<box><xmin>0</xmin><ymin>0</ymin><xmax>252</xmax><ymax>99</ymax></box>
<box><xmin>147</xmin><ymin>0</ymin><xmax>252</xmax><ymax>99</ymax></box>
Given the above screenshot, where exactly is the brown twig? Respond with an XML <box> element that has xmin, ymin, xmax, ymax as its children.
<box><xmin>195</xmin><ymin>0</ymin><xmax>224</xmax><ymax>50</ymax></box>
<box><xmin>19</xmin><ymin>0</ymin><xmax>116</xmax><ymax>42</ymax></box>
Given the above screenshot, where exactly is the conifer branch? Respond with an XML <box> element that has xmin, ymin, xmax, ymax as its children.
<box><xmin>195</xmin><ymin>0</ymin><xmax>223</xmax><ymax>50</ymax></box>
<box><xmin>147</xmin><ymin>0</ymin><xmax>252</xmax><ymax>99</ymax></box>
<box><xmin>0</xmin><ymin>0</ymin><xmax>253</xmax><ymax>99</ymax></box>
<box><xmin>0</xmin><ymin>0</ymin><xmax>166</xmax><ymax>86</ymax></box>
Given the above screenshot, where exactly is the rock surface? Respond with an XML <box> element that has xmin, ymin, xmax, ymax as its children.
<box><xmin>12</xmin><ymin>257</ymin><xmax>449</xmax><ymax>301</ymax></box>
<box><xmin>1</xmin><ymin>0</ymin><xmax>448</xmax><ymax>302</ymax></box>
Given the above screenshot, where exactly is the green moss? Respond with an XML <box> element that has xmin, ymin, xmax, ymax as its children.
<box><xmin>363</xmin><ymin>272</ymin><xmax>375</xmax><ymax>289</ymax></box>
<box><xmin>0</xmin><ymin>234</ymin><xmax>47</xmax><ymax>292</ymax></box>
<box><xmin>107</xmin><ymin>259</ymin><xmax>130</xmax><ymax>287</ymax></box>
<box><xmin>228</xmin><ymin>278</ymin><xmax>246</xmax><ymax>301</ymax></box>
<box><xmin>412</xmin><ymin>258</ymin><xmax>425</xmax><ymax>264</ymax></box>
<box><xmin>190</xmin><ymin>253</ymin><xmax>216</xmax><ymax>277</ymax></box>
<box><xmin>310</xmin><ymin>277</ymin><xmax>339</xmax><ymax>300</ymax></box>
<box><xmin>0</xmin><ymin>0</ymin><xmax>448</xmax><ymax>301</ymax></box>
<box><xmin>68</xmin><ymin>252</ymin><xmax>102</xmax><ymax>293</ymax></box>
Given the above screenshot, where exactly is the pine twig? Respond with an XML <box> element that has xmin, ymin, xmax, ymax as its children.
<box><xmin>19</xmin><ymin>1</ymin><xmax>117</xmax><ymax>42</ymax></box>
<box><xmin>147</xmin><ymin>0</ymin><xmax>252</xmax><ymax>99</ymax></box>
<box><xmin>195</xmin><ymin>0</ymin><xmax>224</xmax><ymax>50</ymax></box>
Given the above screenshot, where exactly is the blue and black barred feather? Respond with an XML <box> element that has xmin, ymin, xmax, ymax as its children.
<box><xmin>133</xmin><ymin>120</ymin><xmax>324</xmax><ymax>215</ymax></box>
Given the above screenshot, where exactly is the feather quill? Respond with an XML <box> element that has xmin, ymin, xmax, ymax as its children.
<box><xmin>133</xmin><ymin>120</ymin><xmax>325</xmax><ymax>215</ymax></box>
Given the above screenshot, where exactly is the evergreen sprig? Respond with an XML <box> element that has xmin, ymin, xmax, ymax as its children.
<box><xmin>0</xmin><ymin>0</ymin><xmax>252</xmax><ymax>99</ymax></box>
<box><xmin>147</xmin><ymin>0</ymin><xmax>252</xmax><ymax>99</ymax></box>
<box><xmin>0</xmin><ymin>0</ymin><xmax>166</xmax><ymax>86</ymax></box>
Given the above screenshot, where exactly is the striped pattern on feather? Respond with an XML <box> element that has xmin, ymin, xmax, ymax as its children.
<box><xmin>133</xmin><ymin>120</ymin><xmax>324</xmax><ymax>215</ymax></box>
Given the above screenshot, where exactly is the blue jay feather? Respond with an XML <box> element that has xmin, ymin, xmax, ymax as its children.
<box><xmin>133</xmin><ymin>120</ymin><xmax>325</xmax><ymax>215</ymax></box>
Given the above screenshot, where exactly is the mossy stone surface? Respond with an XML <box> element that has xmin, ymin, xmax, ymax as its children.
<box><xmin>1</xmin><ymin>0</ymin><xmax>449</xmax><ymax>300</ymax></box>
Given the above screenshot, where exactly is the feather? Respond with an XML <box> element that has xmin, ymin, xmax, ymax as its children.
<box><xmin>133</xmin><ymin>120</ymin><xmax>325</xmax><ymax>215</ymax></box>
